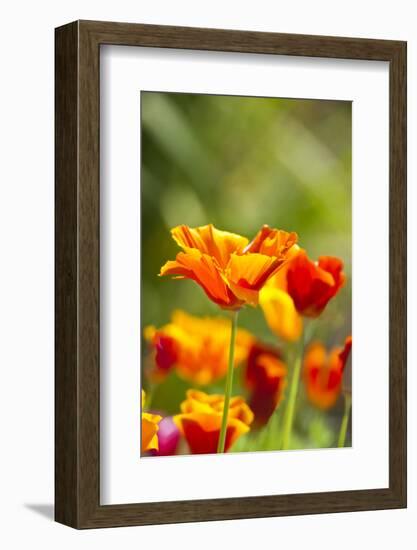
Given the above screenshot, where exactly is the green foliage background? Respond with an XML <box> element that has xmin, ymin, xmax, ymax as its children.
<box><xmin>141</xmin><ymin>91</ymin><xmax>352</xmax><ymax>450</ymax></box>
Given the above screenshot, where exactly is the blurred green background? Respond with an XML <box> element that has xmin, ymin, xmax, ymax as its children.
<box><xmin>141</xmin><ymin>91</ymin><xmax>352</xmax><ymax>449</ymax></box>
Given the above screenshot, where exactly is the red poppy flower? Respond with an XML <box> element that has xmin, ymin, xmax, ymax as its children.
<box><xmin>285</xmin><ymin>250</ymin><xmax>345</xmax><ymax>317</ymax></box>
<box><xmin>245</xmin><ymin>342</ymin><xmax>287</xmax><ymax>427</ymax></box>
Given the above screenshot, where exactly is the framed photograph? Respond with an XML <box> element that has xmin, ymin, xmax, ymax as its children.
<box><xmin>55</xmin><ymin>20</ymin><xmax>407</xmax><ymax>528</ymax></box>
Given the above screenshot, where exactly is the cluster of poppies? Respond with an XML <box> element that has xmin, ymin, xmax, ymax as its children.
<box><xmin>141</xmin><ymin>223</ymin><xmax>352</xmax><ymax>456</ymax></box>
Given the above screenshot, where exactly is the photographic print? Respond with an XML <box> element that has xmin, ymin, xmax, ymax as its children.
<box><xmin>140</xmin><ymin>91</ymin><xmax>352</xmax><ymax>457</ymax></box>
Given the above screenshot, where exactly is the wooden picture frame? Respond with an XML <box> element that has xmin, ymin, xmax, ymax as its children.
<box><xmin>55</xmin><ymin>20</ymin><xmax>407</xmax><ymax>528</ymax></box>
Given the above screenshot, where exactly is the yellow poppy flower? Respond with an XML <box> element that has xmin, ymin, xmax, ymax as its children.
<box><xmin>141</xmin><ymin>390</ymin><xmax>162</xmax><ymax>452</ymax></box>
<box><xmin>259</xmin><ymin>286</ymin><xmax>303</xmax><ymax>342</ymax></box>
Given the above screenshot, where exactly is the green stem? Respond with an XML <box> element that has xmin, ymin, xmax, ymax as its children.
<box><xmin>281</xmin><ymin>327</ymin><xmax>305</xmax><ymax>450</ymax></box>
<box><xmin>217</xmin><ymin>310</ymin><xmax>239</xmax><ymax>453</ymax></box>
<box><xmin>145</xmin><ymin>382</ymin><xmax>155</xmax><ymax>409</ymax></box>
<box><xmin>338</xmin><ymin>393</ymin><xmax>352</xmax><ymax>448</ymax></box>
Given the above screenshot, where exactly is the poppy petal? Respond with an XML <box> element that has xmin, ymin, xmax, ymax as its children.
<box><xmin>245</xmin><ymin>225</ymin><xmax>298</xmax><ymax>257</ymax></box>
<box><xmin>160</xmin><ymin>249</ymin><xmax>239</xmax><ymax>308</ymax></box>
<box><xmin>226</xmin><ymin>253</ymin><xmax>281</xmax><ymax>306</ymax></box>
<box><xmin>142</xmin><ymin>412</ymin><xmax>162</xmax><ymax>452</ymax></box>
<box><xmin>259</xmin><ymin>286</ymin><xmax>303</xmax><ymax>342</ymax></box>
<box><xmin>171</xmin><ymin>224</ymin><xmax>249</xmax><ymax>268</ymax></box>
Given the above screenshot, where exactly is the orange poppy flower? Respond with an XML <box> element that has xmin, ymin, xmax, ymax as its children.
<box><xmin>160</xmin><ymin>224</ymin><xmax>298</xmax><ymax>309</ymax></box>
<box><xmin>303</xmin><ymin>336</ymin><xmax>352</xmax><ymax>410</ymax></box>
<box><xmin>245</xmin><ymin>342</ymin><xmax>287</xmax><ymax>427</ymax></box>
<box><xmin>173</xmin><ymin>389</ymin><xmax>254</xmax><ymax>454</ymax></box>
<box><xmin>141</xmin><ymin>390</ymin><xmax>162</xmax><ymax>453</ymax></box>
<box><xmin>144</xmin><ymin>310</ymin><xmax>254</xmax><ymax>385</ymax></box>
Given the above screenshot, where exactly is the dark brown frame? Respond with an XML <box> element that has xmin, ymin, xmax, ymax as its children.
<box><xmin>55</xmin><ymin>20</ymin><xmax>407</xmax><ymax>529</ymax></box>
